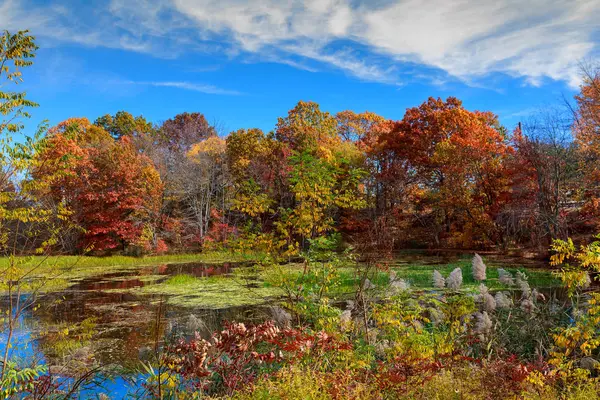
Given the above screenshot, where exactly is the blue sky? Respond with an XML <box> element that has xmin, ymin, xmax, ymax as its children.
<box><xmin>3</xmin><ymin>0</ymin><xmax>599</xmax><ymax>135</ymax></box>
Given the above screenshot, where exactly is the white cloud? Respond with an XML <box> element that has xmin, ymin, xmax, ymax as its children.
<box><xmin>4</xmin><ymin>0</ymin><xmax>599</xmax><ymax>87</ymax></box>
<box><xmin>171</xmin><ymin>0</ymin><xmax>600</xmax><ymax>87</ymax></box>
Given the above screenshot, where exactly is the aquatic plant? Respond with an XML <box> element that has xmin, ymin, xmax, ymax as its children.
<box><xmin>472</xmin><ymin>254</ymin><xmax>486</xmax><ymax>281</ymax></box>
<box><xmin>497</xmin><ymin>268</ymin><xmax>515</xmax><ymax>286</ymax></box>
<box><xmin>474</xmin><ymin>311</ymin><xmax>493</xmax><ymax>340</ymax></box>
<box><xmin>477</xmin><ymin>284</ymin><xmax>496</xmax><ymax>313</ymax></box>
<box><xmin>494</xmin><ymin>292</ymin><xmax>513</xmax><ymax>309</ymax></box>
<box><xmin>446</xmin><ymin>268</ymin><xmax>463</xmax><ymax>290</ymax></box>
<box><xmin>432</xmin><ymin>270</ymin><xmax>445</xmax><ymax>288</ymax></box>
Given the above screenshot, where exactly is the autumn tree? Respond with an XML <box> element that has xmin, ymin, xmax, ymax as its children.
<box><xmin>185</xmin><ymin>136</ymin><xmax>230</xmax><ymax>243</ymax></box>
<box><xmin>32</xmin><ymin>118</ymin><xmax>163</xmax><ymax>252</ymax></box>
<box><xmin>141</xmin><ymin>112</ymin><xmax>218</xmax><ymax>191</ymax></box>
<box><xmin>1</xmin><ymin>30</ymin><xmax>38</xmax><ymax>196</ymax></box>
<box><xmin>336</xmin><ymin>110</ymin><xmax>385</xmax><ymax>143</ymax></box>
<box><xmin>285</xmin><ymin>147</ymin><xmax>366</xmax><ymax>247</ymax></box>
<box><xmin>365</xmin><ymin>97</ymin><xmax>512</xmax><ymax>247</ymax></box>
<box><xmin>575</xmin><ymin>63</ymin><xmax>600</xmax><ymax>144</ymax></box>
<box><xmin>332</xmin><ymin>110</ymin><xmax>386</xmax><ymax>233</ymax></box>
<box><xmin>276</xmin><ymin>101</ymin><xmax>340</xmax><ymax>157</ymax></box>
<box><xmin>114</xmin><ymin>112</ymin><xmax>222</xmax><ymax>249</ymax></box>
<box><xmin>227</xmin><ymin>128</ymin><xmax>278</xmax><ymax>221</ymax></box>
<box><xmin>159</xmin><ymin>112</ymin><xmax>216</xmax><ymax>152</ymax></box>
<box><xmin>222</xmin><ymin>103</ymin><xmax>370</xmax><ymax>254</ymax></box>
<box><xmin>266</xmin><ymin>102</ymin><xmax>367</xmax><ymax>251</ymax></box>
<box><xmin>0</xmin><ymin>30</ymin><xmax>61</xmax><ymax>256</ymax></box>
<box><xmin>574</xmin><ymin>63</ymin><xmax>600</xmax><ymax>226</ymax></box>
<box><xmin>510</xmin><ymin>111</ymin><xmax>580</xmax><ymax>246</ymax></box>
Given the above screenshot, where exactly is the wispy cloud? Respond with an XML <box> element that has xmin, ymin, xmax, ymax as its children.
<box><xmin>125</xmin><ymin>80</ymin><xmax>243</xmax><ymax>95</ymax></box>
<box><xmin>505</xmin><ymin>108</ymin><xmax>542</xmax><ymax>119</ymax></box>
<box><xmin>185</xmin><ymin>64</ymin><xmax>223</xmax><ymax>73</ymax></box>
<box><xmin>281</xmin><ymin>44</ymin><xmax>400</xmax><ymax>84</ymax></box>
<box><xmin>256</xmin><ymin>55</ymin><xmax>320</xmax><ymax>73</ymax></box>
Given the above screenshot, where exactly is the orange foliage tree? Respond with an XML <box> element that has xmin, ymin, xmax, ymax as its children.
<box><xmin>574</xmin><ymin>64</ymin><xmax>600</xmax><ymax>225</ymax></box>
<box><xmin>365</xmin><ymin>97</ymin><xmax>513</xmax><ymax>248</ymax></box>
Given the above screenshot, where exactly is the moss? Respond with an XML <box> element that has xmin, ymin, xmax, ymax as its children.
<box><xmin>117</xmin><ymin>273</ymin><xmax>283</xmax><ymax>309</ymax></box>
<box><xmin>163</xmin><ymin>274</ymin><xmax>199</xmax><ymax>286</ymax></box>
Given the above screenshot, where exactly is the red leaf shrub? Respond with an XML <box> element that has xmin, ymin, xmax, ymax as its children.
<box><xmin>162</xmin><ymin>321</ymin><xmax>352</xmax><ymax>396</ymax></box>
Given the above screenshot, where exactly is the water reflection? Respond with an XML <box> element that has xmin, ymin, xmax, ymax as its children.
<box><xmin>27</xmin><ymin>292</ymin><xmax>269</xmax><ymax>368</ymax></box>
<box><xmin>68</xmin><ymin>262</ymin><xmax>244</xmax><ymax>293</ymax></box>
<box><xmin>390</xmin><ymin>250</ymin><xmax>549</xmax><ymax>269</ymax></box>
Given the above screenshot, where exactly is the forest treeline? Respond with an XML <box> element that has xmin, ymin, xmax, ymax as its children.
<box><xmin>2</xmin><ymin>30</ymin><xmax>600</xmax><ymax>256</ymax></box>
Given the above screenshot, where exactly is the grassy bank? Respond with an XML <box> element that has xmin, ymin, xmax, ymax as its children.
<box><xmin>263</xmin><ymin>257</ymin><xmax>559</xmax><ymax>298</ymax></box>
<box><xmin>0</xmin><ymin>251</ymin><xmax>266</xmax><ymax>293</ymax></box>
<box><xmin>2</xmin><ymin>252</ymin><xmax>559</xmax><ymax>305</ymax></box>
<box><xmin>388</xmin><ymin>259</ymin><xmax>558</xmax><ymax>289</ymax></box>
<box><xmin>0</xmin><ymin>250</ymin><xmax>264</xmax><ymax>270</ymax></box>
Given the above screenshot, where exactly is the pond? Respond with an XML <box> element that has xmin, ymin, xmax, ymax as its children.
<box><xmin>0</xmin><ymin>253</ymin><xmax>562</xmax><ymax>397</ymax></box>
<box><xmin>0</xmin><ymin>261</ymin><xmax>276</xmax><ymax>396</ymax></box>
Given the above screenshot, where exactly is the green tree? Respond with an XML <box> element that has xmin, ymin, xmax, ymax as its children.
<box><xmin>0</xmin><ymin>30</ymin><xmax>38</xmax><ymax>135</ymax></box>
<box><xmin>94</xmin><ymin>110</ymin><xmax>155</xmax><ymax>139</ymax></box>
<box><xmin>0</xmin><ymin>30</ymin><xmax>71</xmax><ymax>391</ymax></box>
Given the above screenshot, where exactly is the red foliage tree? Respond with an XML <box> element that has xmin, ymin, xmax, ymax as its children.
<box><xmin>32</xmin><ymin>118</ymin><xmax>163</xmax><ymax>252</ymax></box>
<box><xmin>159</xmin><ymin>112</ymin><xmax>216</xmax><ymax>153</ymax></box>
